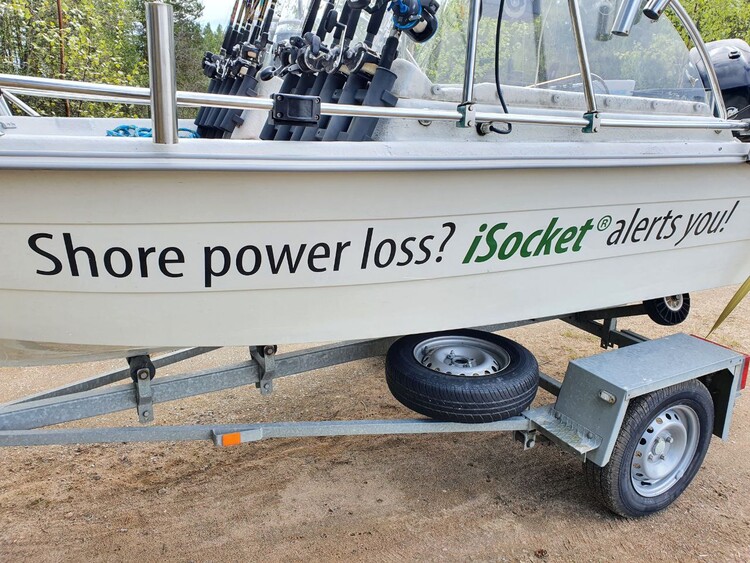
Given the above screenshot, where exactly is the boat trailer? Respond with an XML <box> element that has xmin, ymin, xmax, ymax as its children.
<box><xmin>0</xmin><ymin>307</ymin><xmax>747</xmax><ymax>517</ymax></box>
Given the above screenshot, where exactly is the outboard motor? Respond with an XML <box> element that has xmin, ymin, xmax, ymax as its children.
<box><xmin>690</xmin><ymin>39</ymin><xmax>750</xmax><ymax>121</ymax></box>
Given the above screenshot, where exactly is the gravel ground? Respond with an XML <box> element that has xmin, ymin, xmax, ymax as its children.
<box><xmin>0</xmin><ymin>287</ymin><xmax>749</xmax><ymax>562</ymax></box>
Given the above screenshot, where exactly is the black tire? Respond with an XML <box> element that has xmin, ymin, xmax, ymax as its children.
<box><xmin>643</xmin><ymin>294</ymin><xmax>691</xmax><ymax>326</ymax></box>
<box><xmin>585</xmin><ymin>379</ymin><xmax>714</xmax><ymax>518</ymax></box>
<box><xmin>385</xmin><ymin>329</ymin><xmax>539</xmax><ymax>423</ymax></box>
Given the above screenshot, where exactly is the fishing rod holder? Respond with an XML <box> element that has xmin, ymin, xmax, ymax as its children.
<box><xmin>146</xmin><ymin>1</ymin><xmax>179</xmax><ymax>145</ymax></box>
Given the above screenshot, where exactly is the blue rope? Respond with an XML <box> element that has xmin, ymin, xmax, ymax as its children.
<box><xmin>107</xmin><ymin>125</ymin><xmax>200</xmax><ymax>138</ymax></box>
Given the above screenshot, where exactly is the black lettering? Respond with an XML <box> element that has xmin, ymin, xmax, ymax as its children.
<box><xmin>707</xmin><ymin>210</ymin><xmax>726</xmax><ymax>234</ymax></box>
<box><xmin>607</xmin><ymin>220</ymin><xmax>626</xmax><ymax>245</ymax></box>
<box><xmin>266</xmin><ymin>244</ymin><xmax>307</xmax><ymax>274</ymax></box>
<box><xmin>622</xmin><ymin>208</ymin><xmax>641</xmax><ymax>243</ymax></box>
<box><xmin>657</xmin><ymin>211</ymin><xmax>674</xmax><ymax>240</ymax></box>
<box><xmin>308</xmin><ymin>243</ymin><xmax>331</xmax><ymax>273</ymax></box>
<box><xmin>631</xmin><ymin>218</ymin><xmax>650</xmax><ymax>243</ymax></box>
<box><xmin>333</xmin><ymin>241</ymin><xmax>351</xmax><ymax>271</ymax></box>
<box><xmin>138</xmin><ymin>247</ymin><xmax>156</xmax><ymax>277</ymax></box>
<box><xmin>415</xmin><ymin>235</ymin><xmax>434</xmax><ymax>265</ymax></box>
<box><xmin>665</xmin><ymin>214</ymin><xmax>682</xmax><ymax>240</ymax></box>
<box><xmin>159</xmin><ymin>247</ymin><xmax>184</xmax><ymax>278</ymax></box>
<box><xmin>675</xmin><ymin>214</ymin><xmax>697</xmax><ymax>246</ymax></box>
<box><xmin>361</xmin><ymin>228</ymin><xmax>374</xmax><ymax>269</ymax></box>
<box><xmin>374</xmin><ymin>239</ymin><xmax>397</xmax><ymax>268</ymax></box>
<box><xmin>28</xmin><ymin>233</ymin><xmax>63</xmax><ymax>276</ymax></box>
<box><xmin>644</xmin><ymin>216</ymin><xmax>663</xmax><ymax>242</ymax></box>
<box><xmin>63</xmin><ymin>233</ymin><xmax>98</xmax><ymax>277</ymax></box>
<box><xmin>693</xmin><ymin>213</ymin><xmax>711</xmax><ymax>236</ymax></box>
<box><xmin>397</xmin><ymin>237</ymin><xmax>416</xmax><ymax>266</ymax></box>
<box><xmin>236</xmin><ymin>245</ymin><xmax>262</xmax><ymax>276</ymax></box>
<box><xmin>104</xmin><ymin>247</ymin><xmax>133</xmax><ymax>278</ymax></box>
<box><xmin>204</xmin><ymin>246</ymin><xmax>231</xmax><ymax>288</ymax></box>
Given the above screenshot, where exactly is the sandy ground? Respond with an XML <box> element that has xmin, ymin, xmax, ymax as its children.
<box><xmin>1</xmin><ymin>287</ymin><xmax>749</xmax><ymax>562</ymax></box>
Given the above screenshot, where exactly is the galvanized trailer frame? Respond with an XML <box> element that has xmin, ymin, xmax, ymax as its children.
<box><xmin>1</xmin><ymin>308</ymin><xmax>746</xmax><ymax>472</ymax></box>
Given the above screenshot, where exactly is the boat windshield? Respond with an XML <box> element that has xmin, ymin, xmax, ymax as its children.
<box><xmin>405</xmin><ymin>0</ymin><xmax>713</xmax><ymax>116</ymax></box>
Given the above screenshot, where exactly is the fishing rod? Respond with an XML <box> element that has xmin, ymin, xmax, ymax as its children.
<box><xmin>320</xmin><ymin>1</ymin><xmax>389</xmax><ymax>141</ymax></box>
<box><xmin>212</xmin><ymin>0</ymin><xmax>268</xmax><ymax>135</ymax></box>
<box><xmin>287</xmin><ymin>2</ymin><xmax>364</xmax><ymax>141</ymax></box>
<box><xmin>259</xmin><ymin>0</ymin><xmax>329</xmax><ymax>140</ymax></box>
<box><xmin>216</xmin><ymin>0</ymin><xmax>280</xmax><ymax>137</ymax></box>
<box><xmin>298</xmin><ymin>3</ymin><xmax>354</xmax><ymax>141</ymax></box>
<box><xmin>271</xmin><ymin>0</ymin><xmax>339</xmax><ymax>141</ymax></box>
<box><xmin>288</xmin><ymin>0</ymin><xmax>339</xmax><ymax>140</ymax></box>
<box><xmin>202</xmin><ymin>0</ymin><xmax>261</xmax><ymax>137</ymax></box>
<box><xmin>195</xmin><ymin>0</ymin><xmax>245</xmax><ymax>134</ymax></box>
<box><xmin>320</xmin><ymin>0</ymin><xmax>440</xmax><ymax>141</ymax></box>
<box><xmin>345</xmin><ymin>0</ymin><xmax>440</xmax><ymax>141</ymax></box>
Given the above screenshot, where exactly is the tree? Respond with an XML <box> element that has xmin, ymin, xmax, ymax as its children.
<box><xmin>0</xmin><ymin>0</ymin><xmax>220</xmax><ymax>117</ymax></box>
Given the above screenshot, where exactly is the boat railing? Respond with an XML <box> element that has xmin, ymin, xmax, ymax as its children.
<box><xmin>0</xmin><ymin>0</ymin><xmax>747</xmax><ymax>142</ymax></box>
<box><xmin>0</xmin><ymin>89</ymin><xmax>39</xmax><ymax>117</ymax></box>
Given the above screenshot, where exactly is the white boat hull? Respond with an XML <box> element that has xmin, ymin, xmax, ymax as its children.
<box><xmin>2</xmin><ymin>147</ymin><xmax>749</xmax><ymax>366</ymax></box>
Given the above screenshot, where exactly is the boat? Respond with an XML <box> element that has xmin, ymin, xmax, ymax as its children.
<box><xmin>1</xmin><ymin>0</ymin><xmax>749</xmax><ymax>367</ymax></box>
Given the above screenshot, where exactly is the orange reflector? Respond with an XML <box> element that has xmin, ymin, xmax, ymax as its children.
<box><xmin>221</xmin><ymin>433</ymin><xmax>242</xmax><ymax>447</ymax></box>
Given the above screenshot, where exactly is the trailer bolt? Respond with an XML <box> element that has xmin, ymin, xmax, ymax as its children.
<box><xmin>143</xmin><ymin>411</ymin><xmax>150</xmax><ymax>418</ymax></box>
<box><xmin>263</xmin><ymin>383</ymin><xmax>271</xmax><ymax>390</ymax></box>
<box><xmin>138</xmin><ymin>370</ymin><xmax>149</xmax><ymax>381</ymax></box>
<box><xmin>554</xmin><ymin>412</ymin><xmax>561</xmax><ymax>420</ymax></box>
<box><xmin>276</xmin><ymin>95</ymin><xmax>283</xmax><ymax>101</ymax></box>
<box><xmin>263</xmin><ymin>345</ymin><xmax>276</xmax><ymax>356</ymax></box>
<box><xmin>586</xmin><ymin>431</ymin><xmax>594</xmax><ymax>439</ymax></box>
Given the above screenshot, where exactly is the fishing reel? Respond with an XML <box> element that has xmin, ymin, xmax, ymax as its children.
<box><xmin>343</xmin><ymin>42</ymin><xmax>381</xmax><ymax>77</ymax></box>
<box><xmin>296</xmin><ymin>32</ymin><xmax>332</xmax><ymax>73</ymax></box>
<box><xmin>259</xmin><ymin>38</ymin><xmax>302</xmax><ymax>79</ymax></box>
<box><xmin>202</xmin><ymin>52</ymin><xmax>224</xmax><ymax>80</ymax></box>
<box><xmin>388</xmin><ymin>0</ymin><xmax>440</xmax><ymax>43</ymax></box>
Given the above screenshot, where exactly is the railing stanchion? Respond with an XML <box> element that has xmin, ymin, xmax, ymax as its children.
<box><xmin>146</xmin><ymin>1</ymin><xmax>179</xmax><ymax>144</ymax></box>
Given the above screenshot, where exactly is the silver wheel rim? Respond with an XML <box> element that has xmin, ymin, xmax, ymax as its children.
<box><xmin>630</xmin><ymin>405</ymin><xmax>700</xmax><ymax>497</ymax></box>
<box><xmin>664</xmin><ymin>295</ymin><xmax>684</xmax><ymax>312</ymax></box>
<box><xmin>413</xmin><ymin>336</ymin><xmax>511</xmax><ymax>377</ymax></box>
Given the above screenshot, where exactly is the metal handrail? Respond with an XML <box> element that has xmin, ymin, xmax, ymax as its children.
<box><xmin>1</xmin><ymin>89</ymin><xmax>41</xmax><ymax>117</ymax></box>
<box><xmin>1</xmin><ymin>74</ymin><xmax>747</xmax><ymax>132</ymax></box>
<box><xmin>671</xmin><ymin>0</ymin><xmax>727</xmax><ymax>120</ymax></box>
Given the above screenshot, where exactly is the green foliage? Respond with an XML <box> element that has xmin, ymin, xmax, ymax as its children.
<box><xmin>0</xmin><ymin>0</ymin><xmax>222</xmax><ymax>117</ymax></box>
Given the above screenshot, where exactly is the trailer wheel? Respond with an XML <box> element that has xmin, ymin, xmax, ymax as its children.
<box><xmin>643</xmin><ymin>294</ymin><xmax>691</xmax><ymax>326</ymax></box>
<box><xmin>385</xmin><ymin>329</ymin><xmax>539</xmax><ymax>423</ymax></box>
<box><xmin>585</xmin><ymin>379</ymin><xmax>713</xmax><ymax>518</ymax></box>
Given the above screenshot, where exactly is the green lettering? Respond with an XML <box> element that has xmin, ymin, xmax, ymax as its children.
<box><xmin>533</xmin><ymin>218</ymin><xmax>561</xmax><ymax>256</ymax></box>
<box><xmin>498</xmin><ymin>232</ymin><xmax>523</xmax><ymax>260</ymax></box>
<box><xmin>475</xmin><ymin>223</ymin><xmax>507</xmax><ymax>263</ymax></box>
<box><xmin>573</xmin><ymin>219</ymin><xmax>594</xmax><ymax>251</ymax></box>
<box><xmin>555</xmin><ymin>227</ymin><xmax>578</xmax><ymax>253</ymax></box>
<box><xmin>520</xmin><ymin>230</ymin><xmax>543</xmax><ymax>258</ymax></box>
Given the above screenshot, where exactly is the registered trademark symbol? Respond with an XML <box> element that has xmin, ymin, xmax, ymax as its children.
<box><xmin>598</xmin><ymin>216</ymin><xmax>613</xmax><ymax>231</ymax></box>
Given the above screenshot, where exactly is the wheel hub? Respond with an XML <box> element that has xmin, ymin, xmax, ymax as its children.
<box><xmin>631</xmin><ymin>406</ymin><xmax>700</xmax><ymax>497</ymax></box>
<box><xmin>414</xmin><ymin>336</ymin><xmax>512</xmax><ymax>377</ymax></box>
<box><xmin>664</xmin><ymin>295</ymin><xmax>684</xmax><ymax>311</ymax></box>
